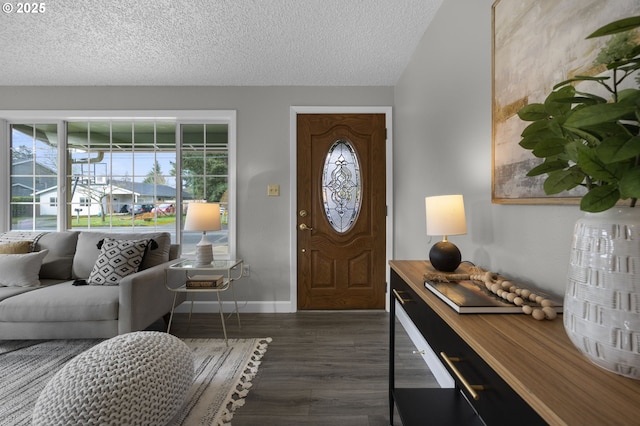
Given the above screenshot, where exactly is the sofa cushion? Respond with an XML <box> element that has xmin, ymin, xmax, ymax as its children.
<box><xmin>0</xmin><ymin>250</ymin><xmax>49</xmax><ymax>287</ymax></box>
<box><xmin>0</xmin><ymin>240</ymin><xmax>32</xmax><ymax>254</ymax></box>
<box><xmin>0</xmin><ymin>281</ymin><xmax>119</xmax><ymax>322</ymax></box>
<box><xmin>0</xmin><ymin>285</ymin><xmax>39</xmax><ymax>302</ymax></box>
<box><xmin>73</xmin><ymin>232</ymin><xmax>171</xmax><ymax>279</ymax></box>
<box><xmin>88</xmin><ymin>238</ymin><xmax>150</xmax><ymax>286</ymax></box>
<box><xmin>36</xmin><ymin>231</ymin><xmax>79</xmax><ymax>280</ymax></box>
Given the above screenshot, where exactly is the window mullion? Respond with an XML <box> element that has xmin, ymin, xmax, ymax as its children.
<box><xmin>0</xmin><ymin>119</ymin><xmax>8</xmax><ymax>232</ymax></box>
<box><xmin>175</xmin><ymin>124</ymin><xmax>184</xmax><ymax>245</ymax></box>
<box><xmin>58</xmin><ymin>121</ymin><xmax>67</xmax><ymax>230</ymax></box>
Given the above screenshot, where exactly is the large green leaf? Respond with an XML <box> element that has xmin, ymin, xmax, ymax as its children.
<box><xmin>520</xmin><ymin>120</ymin><xmax>551</xmax><ymax>138</ymax></box>
<box><xmin>563</xmin><ymin>126</ymin><xmax>601</xmax><ymax>145</ymax></box>
<box><xmin>543</xmin><ymin>169</ymin><xmax>585</xmax><ymax>194</ymax></box>
<box><xmin>548</xmin><ymin>117</ymin><xmax>567</xmax><ymax>137</ymax></box>
<box><xmin>517</xmin><ymin>103</ymin><xmax>548</xmax><ymax>121</ymax></box>
<box><xmin>587</xmin><ymin>16</ymin><xmax>640</xmax><ymax>38</ymax></box>
<box><xmin>551</xmin><ymin>96</ymin><xmax>601</xmax><ymax>106</ymax></box>
<box><xmin>565</xmin><ymin>103</ymin><xmax>637</xmax><ymax>128</ymax></box>
<box><xmin>582</xmin><ymin>123</ymin><xmax>632</xmax><ymax>145</ymax></box>
<box><xmin>553</xmin><ymin>76</ymin><xmax>609</xmax><ymax>90</ymax></box>
<box><xmin>532</xmin><ymin>137</ymin><xmax>567</xmax><ymax>157</ymax></box>
<box><xmin>580</xmin><ymin>185</ymin><xmax>620</xmax><ymax>212</ymax></box>
<box><xmin>577</xmin><ymin>148</ymin><xmax>618</xmax><ymax>182</ymax></box>
<box><xmin>574</xmin><ymin>90</ymin><xmax>608</xmax><ymax>104</ymax></box>
<box><xmin>544</xmin><ymin>86</ymin><xmax>575</xmax><ymax>116</ymax></box>
<box><xmin>618</xmin><ymin>88</ymin><xmax>640</xmax><ymax>104</ymax></box>
<box><xmin>525</xmin><ymin>160</ymin><xmax>567</xmax><ymax>177</ymax></box>
<box><xmin>619</xmin><ymin>168</ymin><xmax>640</xmax><ymax>199</ymax></box>
<box><xmin>597</xmin><ymin>135</ymin><xmax>640</xmax><ymax>163</ymax></box>
<box><xmin>520</xmin><ymin>136</ymin><xmax>565</xmax><ymax>152</ymax></box>
<box><xmin>518</xmin><ymin>136</ymin><xmax>539</xmax><ymax>150</ymax></box>
<box><xmin>564</xmin><ymin>141</ymin><xmax>581</xmax><ymax>163</ymax></box>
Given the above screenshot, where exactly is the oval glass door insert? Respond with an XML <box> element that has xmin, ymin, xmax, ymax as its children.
<box><xmin>322</xmin><ymin>139</ymin><xmax>362</xmax><ymax>233</ymax></box>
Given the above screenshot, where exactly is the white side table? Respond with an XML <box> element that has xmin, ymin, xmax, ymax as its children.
<box><xmin>165</xmin><ymin>259</ymin><xmax>243</xmax><ymax>345</ymax></box>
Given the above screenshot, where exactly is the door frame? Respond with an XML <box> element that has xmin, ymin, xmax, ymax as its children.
<box><xmin>289</xmin><ymin>106</ymin><xmax>394</xmax><ymax>312</ymax></box>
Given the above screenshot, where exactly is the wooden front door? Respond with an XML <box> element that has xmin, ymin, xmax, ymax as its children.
<box><xmin>297</xmin><ymin>113</ymin><xmax>386</xmax><ymax>310</ymax></box>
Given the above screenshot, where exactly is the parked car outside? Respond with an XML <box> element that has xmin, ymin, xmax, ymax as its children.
<box><xmin>152</xmin><ymin>203</ymin><xmax>175</xmax><ymax>215</ymax></box>
<box><xmin>131</xmin><ymin>205</ymin><xmax>144</xmax><ymax>214</ymax></box>
<box><xmin>119</xmin><ymin>204</ymin><xmax>143</xmax><ymax>214</ymax></box>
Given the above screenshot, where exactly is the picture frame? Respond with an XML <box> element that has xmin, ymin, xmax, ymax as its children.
<box><xmin>491</xmin><ymin>0</ymin><xmax>640</xmax><ymax>204</ymax></box>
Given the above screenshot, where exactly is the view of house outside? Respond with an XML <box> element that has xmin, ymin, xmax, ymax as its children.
<box><xmin>9</xmin><ymin>121</ymin><xmax>230</xmax><ymax>256</ymax></box>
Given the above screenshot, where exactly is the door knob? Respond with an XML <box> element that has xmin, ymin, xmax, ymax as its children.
<box><xmin>299</xmin><ymin>223</ymin><xmax>313</xmax><ymax>231</ymax></box>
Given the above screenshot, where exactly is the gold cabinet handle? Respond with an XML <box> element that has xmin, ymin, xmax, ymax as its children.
<box><xmin>440</xmin><ymin>352</ymin><xmax>485</xmax><ymax>400</ymax></box>
<box><xmin>392</xmin><ymin>289</ymin><xmax>413</xmax><ymax>305</ymax></box>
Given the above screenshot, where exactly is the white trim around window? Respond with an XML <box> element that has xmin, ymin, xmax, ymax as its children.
<box><xmin>0</xmin><ymin>110</ymin><xmax>237</xmax><ymax>259</ymax></box>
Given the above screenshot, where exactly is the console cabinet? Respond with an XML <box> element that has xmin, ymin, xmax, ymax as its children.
<box><xmin>389</xmin><ymin>260</ymin><xmax>640</xmax><ymax>425</ymax></box>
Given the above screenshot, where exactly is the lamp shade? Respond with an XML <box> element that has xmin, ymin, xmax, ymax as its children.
<box><xmin>184</xmin><ymin>203</ymin><xmax>221</xmax><ymax>232</ymax></box>
<box><xmin>425</xmin><ymin>195</ymin><xmax>467</xmax><ymax>237</ymax></box>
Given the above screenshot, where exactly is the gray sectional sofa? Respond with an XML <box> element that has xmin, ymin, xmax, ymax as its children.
<box><xmin>0</xmin><ymin>230</ymin><xmax>185</xmax><ymax>339</ymax></box>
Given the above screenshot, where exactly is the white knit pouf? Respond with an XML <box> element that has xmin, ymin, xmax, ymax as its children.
<box><xmin>32</xmin><ymin>331</ymin><xmax>194</xmax><ymax>426</ymax></box>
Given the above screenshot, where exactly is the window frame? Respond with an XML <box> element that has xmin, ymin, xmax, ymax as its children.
<box><xmin>0</xmin><ymin>110</ymin><xmax>237</xmax><ymax>259</ymax></box>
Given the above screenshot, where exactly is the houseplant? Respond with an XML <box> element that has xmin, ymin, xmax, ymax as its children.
<box><xmin>518</xmin><ymin>16</ymin><xmax>640</xmax><ymax>379</ymax></box>
<box><xmin>517</xmin><ymin>16</ymin><xmax>640</xmax><ymax>212</ymax></box>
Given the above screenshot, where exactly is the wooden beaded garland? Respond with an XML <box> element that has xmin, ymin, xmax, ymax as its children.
<box><xmin>424</xmin><ymin>267</ymin><xmax>559</xmax><ymax>321</ymax></box>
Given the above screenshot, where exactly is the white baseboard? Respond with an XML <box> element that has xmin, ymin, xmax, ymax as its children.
<box><xmin>173</xmin><ymin>300</ymin><xmax>295</xmax><ymax>314</ymax></box>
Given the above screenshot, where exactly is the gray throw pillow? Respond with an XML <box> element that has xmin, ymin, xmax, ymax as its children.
<box><xmin>73</xmin><ymin>231</ymin><xmax>171</xmax><ymax>279</ymax></box>
<box><xmin>88</xmin><ymin>239</ymin><xmax>149</xmax><ymax>286</ymax></box>
<box><xmin>36</xmin><ymin>231</ymin><xmax>79</xmax><ymax>280</ymax></box>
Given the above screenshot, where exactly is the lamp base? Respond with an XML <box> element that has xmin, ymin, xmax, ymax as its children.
<box><xmin>429</xmin><ymin>241</ymin><xmax>461</xmax><ymax>272</ymax></box>
<box><xmin>194</xmin><ymin>233</ymin><xmax>213</xmax><ymax>266</ymax></box>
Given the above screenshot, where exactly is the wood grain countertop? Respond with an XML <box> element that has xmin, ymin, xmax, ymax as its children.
<box><xmin>390</xmin><ymin>260</ymin><xmax>640</xmax><ymax>426</ymax></box>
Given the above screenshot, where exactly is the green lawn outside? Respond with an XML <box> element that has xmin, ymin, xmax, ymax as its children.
<box><xmin>71</xmin><ymin>213</ymin><xmax>179</xmax><ymax>227</ymax></box>
<box><xmin>12</xmin><ymin>214</ymin><xmax>179</xmax><ymax>228</ymax></box>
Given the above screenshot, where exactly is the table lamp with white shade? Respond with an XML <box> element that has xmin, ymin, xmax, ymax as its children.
<box><xmin>425</xmin><ymin>194</ymin><xmax>467</xmax><ymax>272</ymax></box>
<box><xmin>184</xmin><ymin>202</ymin><xmax>221</xmax><ymax>266</ymax></box>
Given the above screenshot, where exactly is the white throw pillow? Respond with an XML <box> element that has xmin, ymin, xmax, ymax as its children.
<box><xmin>0</xmin><ymin>250</ymin><xmax>49</xmax><ymax>287</ymax></box>
<box><xmin>88</xmin><ymin>238</ymin><xmax>149</xmax><ymax>286</ymax></box>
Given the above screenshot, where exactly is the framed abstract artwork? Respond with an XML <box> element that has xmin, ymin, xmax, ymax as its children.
<box><xmin>491</xmin><ymin>0</ymin><xmax>640</xmax><ymax>204</ymax></box>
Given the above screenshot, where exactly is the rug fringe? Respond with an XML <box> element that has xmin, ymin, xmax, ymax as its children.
<box><xmin>217</xmin><ymin>337</ymin><xmax>272</xmax><ymax>426</ymax></box>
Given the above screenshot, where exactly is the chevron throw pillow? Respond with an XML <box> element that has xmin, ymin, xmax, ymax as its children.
<box><xmin>88</xmin><ymin>238</ymin><xmax>149</xmax><ymax>285</ymax></box>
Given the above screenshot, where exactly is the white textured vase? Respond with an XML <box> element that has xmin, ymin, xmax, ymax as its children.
<box><xmin>564</xmin><ymin>208</ymin><xmax>640</xmax><ymax>379</ymax></box>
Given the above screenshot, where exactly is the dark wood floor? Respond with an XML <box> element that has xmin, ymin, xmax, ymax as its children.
<box><xmin>163</xmin><ymin>310</ymin><xmax>436</xmax><ymax>426</ymax></box>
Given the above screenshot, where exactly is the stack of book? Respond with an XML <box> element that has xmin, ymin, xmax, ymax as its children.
<box><xmin>186</xmin><ymin>275</ymin><xmax>224</xmax><ymax>288</ymax></box>
<box><xmin>423</xmin><ymin>262</ymin><xmax>562</xmax><ymax>314</ymax></box>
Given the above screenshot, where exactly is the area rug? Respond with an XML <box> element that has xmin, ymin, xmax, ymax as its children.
<box><xmin>0</xmin><ymin>337</ymin><xmax>271</xmax><ymax>426</ymax></box>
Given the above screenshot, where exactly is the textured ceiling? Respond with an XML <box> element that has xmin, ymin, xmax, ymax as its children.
<box><xmin>0</xmin><ymin>0</ymin><xmax>443</xmax><ymax>86</ymax></box>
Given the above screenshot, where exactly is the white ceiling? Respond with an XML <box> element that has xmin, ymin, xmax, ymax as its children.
<box><xmin>0</xmin><ymin>0</ymin><xmax>443</xmax><ymax>86</ymax></box>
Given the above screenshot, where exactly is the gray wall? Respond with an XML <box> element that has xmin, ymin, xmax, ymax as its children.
<box><xmin>394</xmin><ymin>0</ymin><xmax>582</xmax><ymax>298</ymax></box>
<box><xmin>0</xmin><ymin>86</ymin><xmax>393</xmax><ymax>311</ymax></box>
